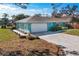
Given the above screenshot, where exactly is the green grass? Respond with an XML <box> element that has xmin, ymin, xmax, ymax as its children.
<box><xmin>65</xmin><ymin>29</ymin><xmax>79</xmax><ymax>36</ymax></box>
<box><xmin>0</xmin><ymin>29</ymin><xmax>18</xmax><ymax>41</ymax></box>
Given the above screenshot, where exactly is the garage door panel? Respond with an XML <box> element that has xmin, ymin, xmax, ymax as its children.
<box><xmin>31</xmin><ymin>24</ymin><xmax>47</xmax><ymax>32</ymax></box>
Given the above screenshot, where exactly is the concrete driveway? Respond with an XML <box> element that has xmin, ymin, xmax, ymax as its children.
<box><xmin>38</xmin><ymin>32</ymin><xmax>79</xmax><ymax>55</ymax></box>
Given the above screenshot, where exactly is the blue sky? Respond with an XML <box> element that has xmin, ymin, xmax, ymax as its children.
<box><xmin>0</xmin><ymin>3</ymin><xmax>79</xmax><ymax>18</ymax></box>
<box><xmin>0</xmin><ymin>3</ymin><xmax>52</xmax><ymax>18</ymax></box>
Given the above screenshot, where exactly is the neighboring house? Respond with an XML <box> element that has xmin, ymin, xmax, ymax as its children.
<box><xmin>7</xmin><ymin>19</ymin><xmax>16</xmax><ymax>26</ymax></box>
<box><xmin>71</xmin><ymin>23</ymin><xmax>79</xmax><ymax>29</ymax></box>
<box><xmin>61</xmin><ymin>14</ymin><xmax>67</xmax><ymax>17</ymax></box>
<box><xmin>16</xmin><ymin>15</ymin><xmax>72</xmax><ymax>33</ymax></box>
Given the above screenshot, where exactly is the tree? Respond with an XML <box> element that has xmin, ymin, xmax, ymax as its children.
<box><xmin>51</xmin><ymin>3</ymin><xmax>62</xmax><ymax>17</ymax></box>
<box><xmin>14</xmin><ymin>3</ymin><xmax>29</xmax><ymax>9</ymax></box>
<box><xmin>1</xmin><ymin>13</ymin><xmax>9</xmax><ymax>28</ymax></box>
<box><xmin>60</xmin><ymin>4</ymin><xmax>78</xmax><ymax>16</ymax></box>
<box><xmin>12</xmin><ymin>3</ymin><xmax>30</xmax><ymax>20</ymax></box>
<box><xmin>2</xmin><ymin>13</ymin><xmax>8</xmax><ymax>18</ymax></box>
<box><xmin>14</xmin><ymin>14</ymin><xmax>29</xmax><ymax>21</ymax></box>
<box><xmin>71</xmin><ymin>17</ymin><xmax>79</xmax><ymax>23</ymax></box>
<box><xmin>66</xmin><ymin>5</ymin><xmax>78</xmax><ymax>15</ymax></box>
<box><xmin>51</xmin><ymin>4</ymin><xmax>57</xmax><ymax>17</ymax></box>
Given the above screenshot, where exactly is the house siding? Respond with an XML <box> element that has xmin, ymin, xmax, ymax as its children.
<box><xmin>16</xmin><ymin>23</ymin><xmax>30</xmax><ymax>32</ymax></box>
<box><xmin>47</xmin><ymin>22</ymin><xmax>57</xmax><ymax>31</ymax></box>
<box><xmin>24</xmin><ymin>23</ymin><xmax>29</xmax><ymax>31</ymax></box>
<box><xmin>28</xmin><ymin>23</ymin><xmax>31</xmax><ymax>32</ymax></box>
<box><xmin>16</xmin><ymin>22</ymin><xmax>66</xmax><ymax>33</ymax></box>
<box><xmin>16</xmin><ymin>23</ymin><xmax>19</xmax><ymax>29</ymax></box>
<box><xmin>59</xmin><ymin>22</ymin><xmax>66</xmax><ymax>26</ymax></box>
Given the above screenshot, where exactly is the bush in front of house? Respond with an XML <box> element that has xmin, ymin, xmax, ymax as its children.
<box><xmin>1</xmin><ymin>25</ymin><xmax>6</xmax><ymax>28</ymax></box>
<box><xmin>61</xmin><ymin>26</ymin><xmax>68</xmax><ymax>30</ymax></box>
<box><xmin>51</xmin><ymin>26</ymin><xmax>62</xmax><ymax>31</ymax></box>
<box><xmin>26</xmin><ymin>34</ymin><xmax>40</xmax><ymax>40</ymax></box>
<box><xmin>11</xmin><ymin>26</ymin><xmax>16</xmax><ymax>30</ymax></box>
<box><xmin>50</xmin><ymin>25</ymin><xmax>68</xmax><ymax>31</ymax></box>
<box><xmin>65</xmin><ymin>24</ymin><xmax>73</xmax><ymax>29</ymax></box>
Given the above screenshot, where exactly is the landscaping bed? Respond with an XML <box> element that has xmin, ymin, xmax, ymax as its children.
<box><xmin>0</xmin><ymin>29</ymin><xmax>62</xmax><ymax>56</ymax></box>
<box><xmin>0</xmin><ymin>39</ymin><xmax>62</xmax><ymax>56</ymax></box>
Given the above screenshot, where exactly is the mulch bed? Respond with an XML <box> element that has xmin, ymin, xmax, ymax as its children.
<box><xmin>0</xmin><ymin>38</ymin><xmax>63</xmax><ymax>56</ymax></box>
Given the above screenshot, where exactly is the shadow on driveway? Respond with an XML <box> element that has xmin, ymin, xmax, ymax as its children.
<box><xmin>32</xmin><ymin>30</ymin><xmax>64</xmax><ymax>36</ymax></box>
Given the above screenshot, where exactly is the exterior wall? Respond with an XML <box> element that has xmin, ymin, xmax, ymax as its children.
<box><xmin>16</xmin><ymin>23</ymin><xmax>19</xmax><ymax>29</ymax></box>
<box><xmin>59</xmin><ymin>22</ymin><xmax>66</xmax><ymax>26</ymax></box>
<box><xmin>16</xmin><ymin>22</ymin><xmax>66</xmax><ymax>33</ymax></box>
<box><xmin>47</xmin><ymin>22</ymin><xmax>57</xmax><ymax>31</ymax></box>
<box><xmin>28</xmin><ymin>23</ymin><xmax>31</xmax><ymax>32</ymax></box>
<box><xmin>16</xmin><ymin>22</ymin><xmax>31</xmax><ymax>32</ymax></box>
<box><xmin>47</xmin><ymin>22</ymin><xmax>66</xmax><ymax>31</ymax></box>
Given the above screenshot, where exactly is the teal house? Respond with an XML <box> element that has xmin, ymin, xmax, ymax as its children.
<box><xmin>16</xmin><ymin>15</ymin><xmax>72</xmax><ymax>33</ymax></box>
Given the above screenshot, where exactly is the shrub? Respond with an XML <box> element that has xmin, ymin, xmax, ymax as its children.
<box><xmin>1</xmin><ymin>25</ymin><xmax>6</xmax><ymax>28</ymax></box>
<box><xmin>27</xmin><ymin>36</ymin><xmax>35</xmax><ymax>40</ymax></box>
<box><xmin>27</xmin><ymin>35</ymin><xmax>40</xmax><ymax>40</ymax></box>
<box><xmin>61</xmin><ymin>27</ymin><xmax>68</xmax><ymax>30</ymax></box>
<box><xmin>52</xmin><ymin>26</ymin><xmax>62</xmax><ymax>31</ymax></box>
<box><xmin>11</xmin><ymin>27</ymin><xmax>16</xmax><ymax>30</ymax></box>
<box><xmin>65</xmin><ymin>24</ymin><xmax>73</xmax><ymax>29</ymax></box>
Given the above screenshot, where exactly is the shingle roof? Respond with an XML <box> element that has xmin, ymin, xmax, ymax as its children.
<box><xmin>49</xmin><ymin>17</ymin><xmax>72</xmax><ymax>22</ymax></box>
<box><xmin>16</xmin><ymin>15</ymin><xmax>72</xmax><ymax>23</ymax></box>
<box><xmin>16</xmin><ymin>15</ymin><xmax>50</xmax><ymax>23</ymax></box>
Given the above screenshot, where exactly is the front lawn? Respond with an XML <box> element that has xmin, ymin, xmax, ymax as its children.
<box><xmin>65</xmin><ymin>29</ymin><xmax>79</xmax><ymax>36</ymax></box>
<box><xmin>0</xmin><ymin>29</ymin><xmax>19</xmax><ymax>41</ymax></box>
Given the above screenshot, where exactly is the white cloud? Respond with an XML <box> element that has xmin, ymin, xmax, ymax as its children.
<box><xmin>12</xmin><ymin>8</ymin><xmax>42</xmax><ymax>16</ymax></box>
<box><xmin>0</xmin><ymin>4</ymin><xmax>16</xmax><ymax>11</ymax></box>
<box><xmin>0</xmin><ymin>4</ymin><xmax>41</xmax><ymax>16</ymax></box>
<box><xmin>0</xmin><ymin>4</ymin><xmax>51</xmax><ymax>17</ymax></box>
<box><xmin>16</xmin><ymin>8</ymin><xmax>51</xmax><ymax>16</ymax></box>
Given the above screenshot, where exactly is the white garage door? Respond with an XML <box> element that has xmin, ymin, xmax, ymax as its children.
<box><xmin>31</xmin><ymin>23</ymin><xmax>47</xmax><ymax>32</ymax></box>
